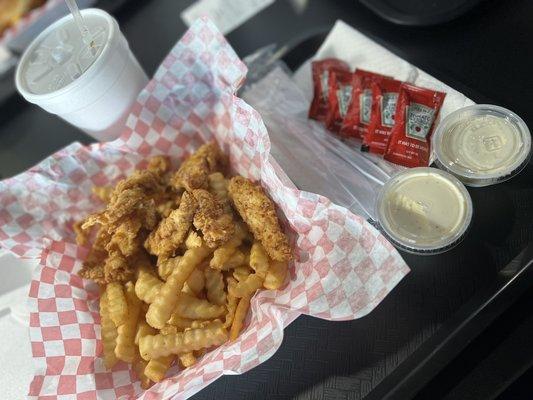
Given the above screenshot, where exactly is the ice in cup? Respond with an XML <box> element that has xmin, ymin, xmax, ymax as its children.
<box><xmin>15</xmin><ymin>8</ymin><xmax>148</xmax><ymax>141</ymax></box>
<box><xmin>376</xmin><ymin>167</ymin><xmax>473</xmax><ymax>254</ymax></box>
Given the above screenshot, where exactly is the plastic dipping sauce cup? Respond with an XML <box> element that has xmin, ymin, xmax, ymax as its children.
<box><xmin>376</xmin><ymin>167</ymin><xmax>473</xmax><ymax>255</ymax></box>
<box><xmin>15</xmin><ymin>8</ymin><xmax>148</xmax><ymax>141</ymax></box>
<box><xmin>432</xmin><ymin>104</ymin><xmax>531</xmax><ymax>187</ymax></box>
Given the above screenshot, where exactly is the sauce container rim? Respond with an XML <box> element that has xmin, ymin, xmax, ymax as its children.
<box><xmin>375</xmin><ymin>167</ymin><xmax>473</xmax><ymax>255</ymax></box>
<box><xmin>432</xmin><ymin>104</ymin><xmax>531</xmax><ymax>186</ymax></box>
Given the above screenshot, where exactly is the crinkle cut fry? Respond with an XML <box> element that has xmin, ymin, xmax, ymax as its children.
<box><xmin>157</xmin><ymin>256</ymin><xmax>181</xmax><ymax>281</ymax></box>
<box><xmin>135</xmin><ymin>267</ymin><xmax>164</xmax><ymax>304</ymax></box>
<box><xmin>228</xmin><ymin>176</ymin><xmax>292</xmax><ymax>262</ymax></box>
<box><xmin>115</xmin><ymin>282</ymin><xmax>141</xmax><ymax>363</ymax></box>
<box><xmin>144</xmin><ymin>355</ymin><xmax>174</xmax><ymax>383</ymax></box>
<box><xmin>106</xmin><ymin>282</ymin><xmax>128</xmax><ymax>326</ymax></box>
<box><xmin>170</xmin><ymin>292</ymin><xmax>225</xmax><ymax>320</ymax></box>
<box><xmin>146</xmin><ymin>244</ymin><xmax>212</xmax><ymax>329</ymax></box>
<box><xmin>99</xmin><ymin>291</ymin><xmax>119</xmax><ymax>369</ymax></box>
<box><xmin>139</xmin><ymin>320</ymin><xmax>227</xmax><ymax>360</ymax></box>
<box><xmin>133</xmin><ymin>355</ymin><xmax>152</xmax><ymax>389</ymax></box>
<box><xmin>208</xmin><ymin>172</ymin><xmax>232</xmax><ymax>213</ymax></box>
<box><xmin>209</xmin><ymin>221</ymin><xmax>249</xmax><ymax>269</ymax></box>
<box><xmin>204</xmin><ymin>268</ymin><xmax>226</xmax><ymax>306</ymax></box>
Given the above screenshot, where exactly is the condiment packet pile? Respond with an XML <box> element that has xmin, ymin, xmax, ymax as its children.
<box><xmin>0</xmin><ymin>18</ymin><xmax>409</xmax><ymax>399</ymax></box>
<box><xmin>296</xmin><ymin>21</ymin><xmax>476</xmax><ymax>168</ymax></box>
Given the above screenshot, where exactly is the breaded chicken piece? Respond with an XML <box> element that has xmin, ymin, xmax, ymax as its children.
<box><xmin>104</xmin><ymin>250</ymin><xmax>135</xmax><ymax>283</ymax></box>
<box><xmin>79</xmin><ymin>245</ymin><xmax>107</xmax><ymax>284</ymax></box>
<box><xmin>144</xmin><ymin>191</ymin><xmax>197</xmax><ymax>259</ymax></box>
<box><xmin>79</xmin><ymin>263</ymin><xmax>105</xmax><ymax>284</ymax></box>
<box><xmin>228</xmin><ymin>176</ymin><xmax>292</xmax><ymax>261</ymax></box>
<box><xmin>208</xmin><ymin>172</ymin><xmax>232</xmax><ymax>214</ymax></box>
<box><xmin>78</xmin><ymin>225</ymin><xmax>109</xmax><ymax>277</ymax></box>
<box><xmin>171</xmin><ymin>143</ymin><xmax>225</xmax><ymax>191</ymax></box>
<box><xmin>107</xmin><ymin>170</ymin><xmax>162</xmax><ymax>226</ymax></box>
<box><xmin>147</xmin><ymin>155</ymin><xmax>171</xmax><ymax>176</ymax></box>
<box><xmin>78</xmin><ymin>170</ymin><xmax>164</xmax><ymax>284</ymax></box>
<box><xmin>106</xmin><ymin>218</ymin><xmax>143</xmax><ymax>257</ymax></box>
<box><xmin>192</xmin><ymin>189</ymin><xmax>235</xmax><ymax>248</ymax></box>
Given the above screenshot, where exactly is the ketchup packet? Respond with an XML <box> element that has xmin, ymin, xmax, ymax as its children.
<box><xmin>384</xmin><ymin>83</ymin><xmax>446</xmax><ymax>167</ymax></box>
<box><xmin>340</xmin><ymin>69</ymin><xmax>389</xmax><ymax>139</ymax></box>
<box><xmin>325</xmin><ymin>69</ymin><xmax>353</xmax><ymax>133</ymax></box>
<box><xmin>309</xmin><ymin>58</ymin><xmax>350</xmax><ymax>121</ymax></box>
<box><xmin>361</xmin><ymin>77</ymin><xmax>402</xmax><ymax>154</ymax></box>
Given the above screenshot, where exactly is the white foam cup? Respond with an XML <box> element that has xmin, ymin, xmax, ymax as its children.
<box><xmin>15</xmin><ymin>8</ymin><xmax>148</xmax><ymax>141</ymax></box>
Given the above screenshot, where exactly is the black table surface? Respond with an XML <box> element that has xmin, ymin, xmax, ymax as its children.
<box><xmin>1</xmin><ymin>0</ymin><xmax>533</xmax><ymax>399</ymax></box>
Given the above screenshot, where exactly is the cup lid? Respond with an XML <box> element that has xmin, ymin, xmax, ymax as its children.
<box><xmin>432</xmin><ymin>105</ymin><xmax>531</xmax><ymax>186</ymax></box>
<box><xmin>15</xmin><ymin>9</ymin><xmax>120</xmax><ymax>105</ymax></box>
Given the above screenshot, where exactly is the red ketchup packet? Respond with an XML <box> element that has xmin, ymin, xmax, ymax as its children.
<box><xmin>361</xmin><ymin>77</ymin><xmax>402</xmax><ymax>154</ymax></box>
<box><xmin>325</xmin><ymin>69</ymin><xmax>354</xmax><ymax>133</ymax></box>
<box><xmin>384</xmin><ymin>83</ymin><xmax>446</xmax><ymax>167</ymax></box>
<box><xmin>340</xmin><ymin>69</ymin><xmax>389</xmax><ymax>139</ymax></box>
<box><xmin>308</xmin><ymin>58</ymin><xmax>350</xmax><ymax>121</ymax></box>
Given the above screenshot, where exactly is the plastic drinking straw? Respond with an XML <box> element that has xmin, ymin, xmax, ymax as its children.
<box><xmin>64</xmin><ymin>0</ymin><xmax>96</xmax><ymax>55</ymax></box>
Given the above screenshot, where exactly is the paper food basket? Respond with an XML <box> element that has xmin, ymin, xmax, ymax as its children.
<box><xmin>0</xmin><ymin>18</ymin><xmax>409</xmax><ymax>399</ymax></box>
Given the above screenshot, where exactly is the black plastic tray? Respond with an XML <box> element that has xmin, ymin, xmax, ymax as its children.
<box><xmin>1</xmin><ymin>0</ymin><xmax>531</xmax><ymax>396</ymax></box>
<box><xmin>196</xmin><ymin>30</ymin><xmax>533</xmax><ymax>399</ymax></box>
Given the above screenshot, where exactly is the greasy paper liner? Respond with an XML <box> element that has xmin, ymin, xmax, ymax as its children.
<box><xmin>0</xmin><ymin>18</ymin><xmax>409</xmax><ymax>400</ymax></box>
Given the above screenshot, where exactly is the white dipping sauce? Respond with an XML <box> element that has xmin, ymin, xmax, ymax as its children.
<box><xmin>433</xmin><ymin>105</ymin><xmax>531</xmax><ymax>186</ymax></box>
<box><xmin>441</xmin><ymin>115</ymin><xmax>522</xmax><ymax>173</ymax></box>
<box><xmin>377</xmin><ymin>168</ymin><xmax>472</xmax><ymax>254</ymax></box>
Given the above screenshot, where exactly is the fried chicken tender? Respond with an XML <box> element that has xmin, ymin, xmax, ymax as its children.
<box><xmin>171</xmin><ymin>143</ymin><xmax>225</xmax><ymax>192</ymax></box>
<box><xmin>228</xmin><ymin>176</ymin><xmax>292</xmax><ymax>261</ymax></box>
<box><xmin>155</xmin><ymin>199</ymin><xmax>177</xmax><ymax>218</ymax></box>
<box><xmin>79</xmin><ymin>263</ymin><xmax>105</xmax><ymax>284</ymax></box>
<box><xmin>104</xmin><ymin>251</ymin><xmax>135</xmax><ymax>283</ymax></box>
<box><xmin>78</xmin><ymin>169</ymin><xmax>165</xmax><ymax>284</ymax></box>
<box><xmin>192</xmin><ymin>189</ymin><xmax>234</xmax><ymax>248</ymax></box>
<box><xmin>147</xmin><ymin>155</ymin><xmax>171</xmax><ymax>176</ymax></box>
<box><xmin>145</xmin><ymin>192</ymin><xmax>197</xmax><ymax>259</ymax></box>
<box><xmin>107</xmin><ymin>170</ymin><xmax>162</xmax><ymax>227</ymax></box>
<box><xmin>106</xmin><ymin>218</ymin><xmax>143</xmax><ymax>257</ymax></box>
<box><xmin>78</xmin><ymin>227</ymin><xmax>109</xmax><ymax>284</ymax></box>
<box><xmin>208</xmin><ymin>172</ymin><xmax>232</xmax><ymax>214</ymax></box>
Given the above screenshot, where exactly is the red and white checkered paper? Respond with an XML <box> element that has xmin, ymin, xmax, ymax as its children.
<box><xmin>0</xmin><ymin>18</ymin><xmax>409</xmax><ymax>400</ymax></box>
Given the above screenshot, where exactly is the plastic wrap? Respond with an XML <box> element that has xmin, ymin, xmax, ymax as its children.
<box><xmin>243</xmin><ymin>66</ymin><xmax>404</xmax><ymax>221</ymax></box>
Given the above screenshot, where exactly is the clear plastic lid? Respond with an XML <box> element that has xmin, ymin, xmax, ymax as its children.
<box><xmin>432</xmin><ymin>104</ymin><xmax>531</xmax><ymax>187</ymax></box>
<box><xmin>20</xmin><ymin>13</ymin><xmax>108</xmax><ymax>95</ymax></box>
<box><xmin>376</xmin><ymin>167</ymin><xmax>473</xmax><ymax>254</ymax></box>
